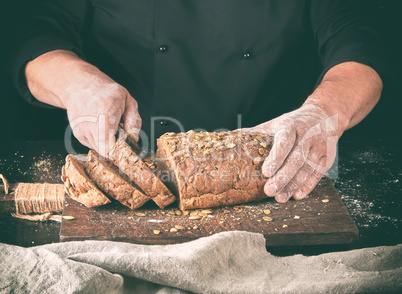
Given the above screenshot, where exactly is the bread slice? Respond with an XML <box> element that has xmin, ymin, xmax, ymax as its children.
<box><xmin>85</xmin><ymin>150</ymin><xmax>150</xmax><ymax>210</ymax></box>
<box><xmin>108</xmin><ymin>139</ymin><xmax>176</xmax><ymax>209</ymax></box>
<box><xmin>156</xmin><ymin>130</ymin><xmax>273</xmax><ymax>210</ymax></box>
<box><xmin>61</xmin><ymin>154</ymin><xmax>111</xmax><ymax>208</ymax></box>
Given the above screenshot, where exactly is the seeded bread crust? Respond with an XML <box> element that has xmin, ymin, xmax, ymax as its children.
<box><xmin>85</xmin><ymin>150</ymin><xmax>150</xmax><ymax>210</ymax></box>
<box><xmin>61</xmin><ymin>154</ymin><xmax>111</xmax><ymax>208</ymax></box>
<box><xmin>108</xmin><ymin>139</ymin><xmax>176</xmax><ymax>209</ymax></box>
<box><xmin>156</xmin><ymin>130</ymin><xmax>273</xmax><ymax>210</ymax></box>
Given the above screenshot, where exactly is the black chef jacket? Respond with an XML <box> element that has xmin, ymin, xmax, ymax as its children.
<box><xmin>10</xmin><ymin>0</ymin><xmax>390</xmax><ymax>141</ymax></box>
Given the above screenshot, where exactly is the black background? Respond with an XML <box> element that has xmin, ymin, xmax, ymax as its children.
<box><xmin>0</xmin><ymin>0</ymin><xmax>401</xmax><ymax>143</ymax></box>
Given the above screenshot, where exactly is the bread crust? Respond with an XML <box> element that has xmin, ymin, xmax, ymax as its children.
<box><xmin>61</xmin><ymin>154</ymin><xmax>111</xmax><ymax>208</ymax></box>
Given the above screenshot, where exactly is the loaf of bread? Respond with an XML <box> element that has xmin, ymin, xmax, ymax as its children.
<box><xmin>61</xmin><ymin>154</ymin><xmax>111</xmax><ymax>208</ymax></box>
<box><xmin>85</xmin><ymin>150</ymin><xmax>151</xmax><ymax>210</ymax></box>
<box><xmin>156</xmin><ymin>130</ymin><xmax>273</xmax><ymax>210</ymax></box>
<box><xmin>62</xmin><ymin>130</ymin><xmax>273</xmax><ymax>211</ymax></box>
<box><xmin>108</xmin><ymin>139</ymin><xmax>176</xmax><ymax>209</ymax></box>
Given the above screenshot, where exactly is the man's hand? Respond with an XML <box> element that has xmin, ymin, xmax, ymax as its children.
<box><xmin>246</xmin><ymin>102</ymin><xmax>340</xmax><ymax>203</ymax></box>
<box><xmin>246</xmin><ymin>62</ymin><xmax>382</xmax><ymax>203</ymax></box>
<box><xmin>63</xmin><ymin>77</ymin><xmax>141</xmax><ymax>156</ymax></box>
<box><xmin>25</xmin><ymin>50</ymin><xmax>141</xmax><ymax>156</ymax></box>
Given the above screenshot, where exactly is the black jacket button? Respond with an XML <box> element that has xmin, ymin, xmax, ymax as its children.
<box><xmin>243</xmin><ymin>51</ymin><xmax>252</xmax><ymax>59</ymax></box>
<box><xmin>159</xmin><ymin>45</ymin><xmax>168</xmax><ymax>53</ymax></box>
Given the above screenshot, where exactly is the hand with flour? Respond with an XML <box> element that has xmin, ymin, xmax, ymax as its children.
<box><xmin>25</xmin><ymin>50</ymin><xmax>141</xmax><ymax>156</ymax></box>
<box><xmin>63</xmin><ymin>75</ymin><xmax>141</xmax><ymax>156</ymax></box>
<box><xmin>246</xmin><ymin>62</ymin><xmax>383</xmax><ymax>203</ymax></box>
<box><xmin>246</xmin><ymin>101</ymin><xmax>340</xmax><ymax>203</ymax></box>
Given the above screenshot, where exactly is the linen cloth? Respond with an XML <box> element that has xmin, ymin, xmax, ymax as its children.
<box><xmin>1</xmin><ymin>231</ymin><xmax>401</xmax><ymax>293</ymax></box>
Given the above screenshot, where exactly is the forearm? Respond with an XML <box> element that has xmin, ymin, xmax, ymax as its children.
<box><xmin>305</xmin><ymin>62</ymin><xmax>383</xmax><ymax>137</ymax></box>
<box><xmin>25</xmin><ymin>50</ymin><xmax>114</xmax><ymax>109</ymax></box>
<box><xmin>25</xmin><ymin>49</ymin><xmax>141</xmax><ymax>155</ymax></box>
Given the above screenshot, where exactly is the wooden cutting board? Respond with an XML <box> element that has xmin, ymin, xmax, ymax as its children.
<box><xmin>60</xmin><ymin>176</ymin><xmax>358</xmax><ymax>246</ymax></box>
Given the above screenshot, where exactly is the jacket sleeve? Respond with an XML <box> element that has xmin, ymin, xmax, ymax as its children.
<box><xmin>310</xmin><ymin>0</ymin><xmax>393</xmax><ymax>87</ymax></box>
<box><xmin>9</xmin><ymin>0</ymin><xmax>90</xmax><ymax>107</ymax></box>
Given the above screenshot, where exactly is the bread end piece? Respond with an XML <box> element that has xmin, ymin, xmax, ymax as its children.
<box><xmin>62</xmin><ymin>154</ymin><xmax>111</xmax><ymax>208</ymax></box>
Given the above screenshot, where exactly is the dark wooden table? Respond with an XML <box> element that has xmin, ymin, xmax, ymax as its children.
<box><xmin>0</xmin><ymin>137</ymin><xmax>401</xmax><ymax>255</ymax></box>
